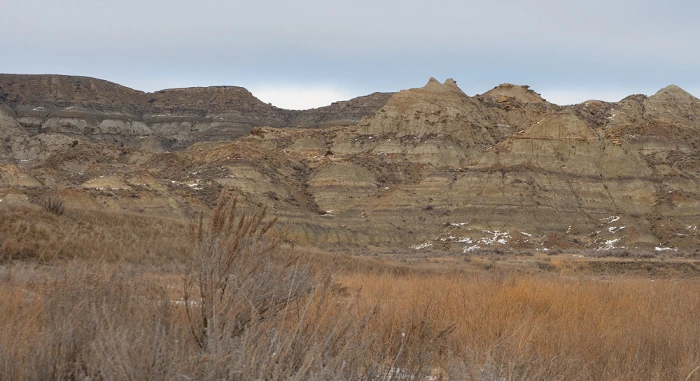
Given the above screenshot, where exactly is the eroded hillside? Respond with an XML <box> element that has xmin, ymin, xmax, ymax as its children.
<box><xmin>2</xmin><ymin>75</ymin><xmax>699</xmax><ymax>253</ymax></box>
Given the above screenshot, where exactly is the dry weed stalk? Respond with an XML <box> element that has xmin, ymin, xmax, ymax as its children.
<box><xmin>182</xmin><ymin>196</ymin><xmax>313</xmax><ymax>352</ymax></box>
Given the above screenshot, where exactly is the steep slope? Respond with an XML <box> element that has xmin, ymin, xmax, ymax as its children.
<box><xmin>0</xmin><ymin>74</ymin><xmax>392</xmax><ymax>159</ymax></box>
<box><xmin>2</xmin><ymin>76</ymin><xmax>700</xmax><ymax>254</ymax></box>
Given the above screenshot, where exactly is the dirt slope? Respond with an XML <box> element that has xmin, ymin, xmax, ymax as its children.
<box><xmin>2</xmin><ymin>76</ymin><xmax>699</xmax><ymax>253</ymax></box>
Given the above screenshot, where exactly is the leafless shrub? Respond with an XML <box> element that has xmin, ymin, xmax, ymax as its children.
<box><xmin>39</xmin><ymin>195</ymin><xmax>65</xmax><ymax>216</ymax></box>
<box><xmin>182</xmin><ymin>196</ymin><xmax>314</xmax><ymax>351</ymax></box>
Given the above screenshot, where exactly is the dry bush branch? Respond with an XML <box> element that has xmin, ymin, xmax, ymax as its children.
<box><xmin>39</xmin><ymin>195</ymin><xmax>65</xmax><ymax>216</ymax></box>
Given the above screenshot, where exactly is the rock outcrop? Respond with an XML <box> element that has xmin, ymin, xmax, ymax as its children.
<box><xmin>0</xmin><ymin>74</ymin><xmax>392</xmax><ymax>160</ymax></box>
<box><xmin>2</xmin><ymin>75</ymin><xmax>700</xmax><ymax>254</ymax></box>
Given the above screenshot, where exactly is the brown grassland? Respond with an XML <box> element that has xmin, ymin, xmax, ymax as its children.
<box><xmin>1</xmin><ymin>198</ymin><xmax>700</xmax><ymax>380</ymax></box>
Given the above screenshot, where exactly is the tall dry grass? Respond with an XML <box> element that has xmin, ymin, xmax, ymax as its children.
<box><xmin>1</xmin><ymin>200</ymin><xmax>700</xmax><ymax>379</ymax></box>
<box><xmin>339</xmin><ymin>272</ymin><xmax>700</xmax><ymax>380</ymax></box>
<box><xmin>3</xmin><ymin>262</ymin><xmax>699</xmax><ymax>380</ymax></box>
<box><xmin>0</xmin><ymin>203</ymin><xmax>192</xmax><ymax>264</ymax></box>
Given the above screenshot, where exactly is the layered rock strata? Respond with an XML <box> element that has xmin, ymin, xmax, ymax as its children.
<box><xmin>2</xmin><ymin>76</ymin><xmax>699</xmax><ymax>253</ymax></box>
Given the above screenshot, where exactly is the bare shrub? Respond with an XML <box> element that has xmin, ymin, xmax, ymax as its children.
<box><xmin>182</xmin><ymin>196</ymin><xmax>315</xmax><ymax>351</ymax></box>
<box><xmin>39</xmin><ymin>195</ymin><xmax>65</xmax><ymax>216</ymax></box>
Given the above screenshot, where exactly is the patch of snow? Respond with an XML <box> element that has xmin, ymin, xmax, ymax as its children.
<box><xmin>411</xmin><ymin>242</ymin><xmax>433</xmax><ymax>250</ymax></box>
<box><xmin>566</xmin><ymin>225</ymin><xmax>572</xmax><ymax>234</ymax></box>
<box><xmin>457</xmin><ymin>237</ymin><xmax>473</xmax><ymax>243</ymax></box>
<box><xmin>450</xmin><ymin>222</ymin><xmax>468</xmax><ymax>227</ymax></box>
<box><xmin>151</xmin><ymin>113</ymin><xmax>189</xmax><ymax>118</ymax></box>
<box><xmin>598</xmin><ymin>238</ymin><xmax>622</xmax><ymax>250</ymax></box>
<box><xmin>601</xmin><ymin>216</ymin><xmax>620</xmax><ymax>224</ymax></box>
<box><xmin>608</xmin><ymin>226</ymin><xmax>626</xmax><ymax>233</ymax></box>
<box><xmin>0</xmin><ymin>199</ymin><xmax>3</xmax><ymax>203</ymax></box>
<box><xmin>521</xmin><ymin>232</ymin><xmax>533</xmax><ymax>237</ymax></box>
<box><xmin>479</xmin><ymin>230</ymin><xmax>511</xmax><ymax>245</ymax></box>
<box><xmin>655</xmin><ymin>247</ymin><xmax>677</xmax><ymax>252</ymax></box>
<box><xmin>464</xmin><ymin>245</ymin><xmax>481</xmax><ymax>253</ymax></box>
<box><xmin>172</xmin><ymin>300</ymin><xmax>199</xmax><ymax>307</ymax></box>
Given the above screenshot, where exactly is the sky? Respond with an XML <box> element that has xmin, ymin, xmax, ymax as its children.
<box><xmin>2</xmin><ymin>0</ymin><xmax>699</xmax><ymax>110</ymax></box>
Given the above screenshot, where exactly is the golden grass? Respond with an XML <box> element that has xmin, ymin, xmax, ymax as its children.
<box><xmin>338</xmin><ymin>272</ymin><xmax>700</xmax><ymax>380</ymax></box>
<box><xmin>1</xmin><ymin>202</ymin><xmax>700</xmax><ymax>379</ymax></box>
<box><xmin>0</xmin><ymin>203</ymin><xmax>192</xmax><ymax>264</ymax></box>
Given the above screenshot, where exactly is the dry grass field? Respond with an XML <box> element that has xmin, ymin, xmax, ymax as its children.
<box><xmin>1</xmin><ymin>199</ymin><xmax>700</xmax><ymax>380</ymax></box>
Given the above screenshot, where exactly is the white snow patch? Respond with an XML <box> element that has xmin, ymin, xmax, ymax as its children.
<box><xmin>172</xmin><ymin>300</ymin><xmax>199</xmax><ymax>307</ymax></box>
<box><xmin>464</xmin><ymin>245</ymin><xmax>481</xmax><ymax>253</ymax></box>
<box><xmin>479</xmin><ymin>230</ymin><xmax>511</xmax><ymax>245</ymax></box>
<box><xmin>411</xmin><ymin>242</ymin><xmax>433</xmax><ymax>250</ymax></box>
<box><xmin>601</xmin><ymin>216</ymin><xmax>620</xmax><ymax>224</ymax></box>
<box><xmin>520</xmin><ymin>232</ymin><xmax>533</xmax><ymax>237</ymax></box>
<box><xmin>655</xmin><ymin>247</ymin><xmax>677</xmax><ymax>252</ymax></box>
<box><xmin>598</xmin><ymin>238</ymin><xmax>621</xmax><ymax>250</ymax></box>
<box><xmin>457</xmin><ymin>237</ymin><xmax>473</xmax><ymax>243</ymax></box>
<box><xmin>608</xmin><ymin>226</ymin><xmax>626</xmax><ymax>233</ymax></box>
<box><xmin>450</xmin><ymin>222</ymin><xmax>468</xmax><ymax>227</ymax></box>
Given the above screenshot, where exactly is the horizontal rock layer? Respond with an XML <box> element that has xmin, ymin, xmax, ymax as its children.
<box><xmin>0</xmin><ymin>74</ymin><xmax>392</xmax><ymax>157</ymax></box>
<box><xmin>2</xmin><ymin>76</ymin><xmax>700</xmax><ymax>253</ymax></box>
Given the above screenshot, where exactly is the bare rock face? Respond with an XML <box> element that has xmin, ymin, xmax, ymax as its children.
<box><xmin>2</xmin><ymin>75</ymin><xmax>700</xmax><ymax>253</ymax></box>
<box><xmin>0</xmin><ymin>74</ymin><xmax>392</xmax><ymax>160</ymax></box>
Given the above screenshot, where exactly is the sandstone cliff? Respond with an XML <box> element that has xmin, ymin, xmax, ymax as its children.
<box><xmin>0</xmin><ymin>74</ymin><xmax>392</xmax><ymax>158</ymax></box>
<box><xmin>2</xmin><ymin>75</ymin><xmax>699</xmax><ymax>254</ymax></box>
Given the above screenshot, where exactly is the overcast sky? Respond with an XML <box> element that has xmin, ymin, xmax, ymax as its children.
<box><xmin>2</xmin><ymin>0</ymin><xmax>699</xmax><ymax>109</ymax></box>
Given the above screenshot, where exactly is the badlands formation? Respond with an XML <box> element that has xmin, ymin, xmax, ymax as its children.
<box><xmin>1</xmin><ymin>74</ymin><xmax>699</xmax><ymax>253</ymax></box>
